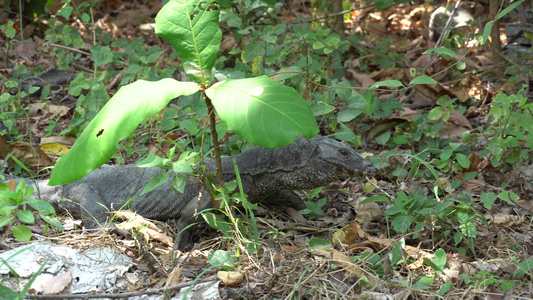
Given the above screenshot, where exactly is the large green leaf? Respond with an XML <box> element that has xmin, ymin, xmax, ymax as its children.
<box><xmin>49</xmin><ymin>79</ymin><xmax>199</xmax><ymax>186</ymax></box>
<box><xmin>205</xmin><ymin>76</ymin><xmax>319</xmax><ymax>148</ymax></box>
<box><xmin>155</xmin><ymin>0</ymin><xmax>222</xmax><ymax>84</ymax></box>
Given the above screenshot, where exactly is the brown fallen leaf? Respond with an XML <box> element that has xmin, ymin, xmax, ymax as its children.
<box><xmin>405</xmin><ymin>245</ymin><xmax>434</xmax><ymax>270</ymax></box>
<box><xmin>484</xmin><ymin>213</ymin><xmax>526</xmax><ymax>226</ymax></box>
<box><xmin>449</xmin><ymin>76</ymin><xmax>481</xmax><ymax>102</ymax></box>
<box><xmin>7</xmin><ymin>179</ymin><xmax>16</xmax><ymax>191</ymax></box>
<box><xmin>515</xmin><ymin>199</ymin><xmax>533</xmax><ymax>214</ymax></box>
<box><xmin>40</xmin><ymin>143</ymin><xmax>70</xmax><ymax>157</ymax></box>
<box><xmin>312</xmin><ymin>248</ymin><xmax>383</xmax><ymax>287</ymax></box>
<box><xmin>7</xmin><ymin>141</ymin><xmax>54</xmax><ymax>170</ymax></box>
<box><xmin>166</xmin><ymin>267</ymin><xmax>183</xmax><ymax>287</ymax></box>
<box><xmin>0</xmin><ymin>134</ymin><xmax>12</xmax><ymax>159</ymax></box>
<box><xmin>354</xmin><ymin>198</ymin><xmax>383</xmax><ymax>223</ymax></box>
<box><xmin>40</xmin><ymin>136</ymin><xmax>76</xmax><ymax>146</ymax></box>
<box><xmin>218</xmin><ymin>271</ymin><xmax>244</xmax><ymax>287</ymax></box>
<box><xmin>28</xmin><ymin>103</ymin><xmax>70</xmax><ymax>117</ymax></box>
<box><xmin>461</xmin><ymin>177</ymin><xmax>485</xmax><ymax>193</ymax></box>
<box><xmin>114</xmin><ymin>211</ymin><xmax>174</xmax><ymax>246</ymax></box>
<box><xmin>369</xmin><ymin>68</ymin><xmax>405</xmax><ymax>81</ymax></box>
<box><xmin>439</xmin><ymin>121</ymin><xmax>469</xmax><ymax>141</ymax></box>
<box><xmin>13</xmin><ymin>40</ymin><xmax>42</xmax><ymax>59</ymax></box>
<box><xmin>345</xmin><ymin>70</ymin><xmax>374</xmax><ymax>88</ymax></box>
<box><xmin>40</xmin><ymin>271</ymin><xmax>72</xmax><ymax>295</ymax></box>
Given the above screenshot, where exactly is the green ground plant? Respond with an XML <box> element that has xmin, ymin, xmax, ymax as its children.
<box><xmin>49</xmin><ymin>0</ymin><xmax>319</xmax><ymax>190</ymax></box>
<box><xmin>0</xmin><ymin>168</ymin><xmax>62</xmax><ymax>243</ymax></box>
<box><xmin>300</xmin><ymin>187</ymin><xmax>327</xmax><ymax>220</ymax></box>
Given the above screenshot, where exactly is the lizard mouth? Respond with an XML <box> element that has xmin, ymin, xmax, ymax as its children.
<box><xmin>358</xmin><ymin>167</ymin><xmax>378</xmax><ymax>177</ymax></box>
<box><xmin>352</xmin><ymin>170</ymin><xmax>365</xmax><ymax>177</ymax></box>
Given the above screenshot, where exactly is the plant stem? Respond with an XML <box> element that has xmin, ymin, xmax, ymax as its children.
<box><xmin>204</xmin><ymin>94</ymin><xmax>224</xmax><ymax>186</ymax></box>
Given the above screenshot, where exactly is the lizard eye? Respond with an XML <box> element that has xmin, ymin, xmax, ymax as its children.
<box><xmin>339</xmin><ymin>149</ymin><xmax>349</xmax><ymax>156</ymax></box>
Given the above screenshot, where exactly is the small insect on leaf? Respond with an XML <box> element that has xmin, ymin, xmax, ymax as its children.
<box><xmin>96</xmin><ymin>129</ymin><xmax>104</xmax><ymax>137</ymax></box>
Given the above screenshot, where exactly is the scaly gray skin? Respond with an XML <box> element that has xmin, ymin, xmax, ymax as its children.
<box><xmin>5</xmin><ymin>136</ymin><xmax>377</xmax><ymax>249</ymax></box>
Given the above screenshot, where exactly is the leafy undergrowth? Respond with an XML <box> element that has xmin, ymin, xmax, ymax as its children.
<box><xmin>1</xmin><ymin>0</ymin><xmax>532</xmax><ymax>299</ymax></box>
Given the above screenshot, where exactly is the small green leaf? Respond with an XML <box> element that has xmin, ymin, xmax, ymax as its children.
<box><xmin>480</xmin><ymin>192</ymin><xmax>495</xmax><ymax>209</ymax></box>
<box><xmin>91</xmin><ymin>45</ymin><xmax>114</xmax><ymax>67</ymax></box>
<box><xmin>155</xmin><ymin>0</ymin><xmax>221</xmax><ymax>84</ymax></box>
<box><xmin>391</xmin><ymin>214</ymin><xmax>412</xmax><ymax>232</ymax></box>
<box><xmin>337</xmin><ymin>109</ymin><xmax>362</xmax><ymax>123</ymax></box>
<box><xmin>17</xmin><ymin>210</ymin><xmax>35</xmax><ymax>224</ymax></box>
<box><xmin>173</xmin><ymin>160</ymin><xmax>193</xmax><ymax>174</ymax></box>
<box><xmin>12</xmin><ymin>225</ymin><xmax>32</xmax><ymax>241</ymax></box>
<box><xmin>440</xmin><ymin>149</ymin><xmax>453</xmax><ymax>160</ymax></box>
<box><xmin>412</xmin><ymin>276</ymin><xmax>434</xmax><ymax>290</ymax></box>
<box><xmin>28</xmin><ymin>86</ymin><xmax>40</xmax><ymax>95</ymax></box>
<box><xmin>24</xmin><ymin>185</ymin><xmax>34</xmax><ymax>199</ymax></box>
<box><xmin>271</xmin><ymin>66</ymin><xmax>302</xmax><ymax>82</ymax></box>
<box><xmin>299</xmin><ymin>208</ymin><xmax>312</xmax><ymax>215</ymax></box>
<box><xmin>15</xmin><ymin>180</ymin><xmax>27</xmax><ymax>195</ymax></box>
<box><xmin>27</xmin><ymin>199</ymin><xmax>55</xmax><ymax>215</ymax></box>
<box><xmin>360</xmin><ymin>195</ymin><xmax>389</xmax><ymax>204</ymax></box>
<box><xmin>455</xmin><ymin>153</ymin><xmax>470</xmax><ymax>169</ymax></box>
<box><xmin>316</xmin><ymin>197</ymin><xmax>327</xmax><ymax>207</ymax></box>
<box><xmin>312</xmin><ymin>104</ymin><xmax>335</xmax><ymax>116</ymax></box>
<box><xmin>203</xmin><ymin>212</ymin><xmax>231</xmax><ymax>235</ymax></box>
<box><xmin>172</xmin><ymin>174</ymin><xmax>186</xmax><ymax>194</ymax></box>
<box><xmin>463</xmin><ymin>172</ymin><xmax>477</xmax><ymax>181</ymax></box>
<box><xmin>137</xmin><ymin>155</ymin><xmax>168</xmax><ymax>168</ymax></box>
<box><xmin>496</xmin><ymin>191</ymin><xmax>519</xmax><ymax>206</ymax></box>
<box><xmin>389</xmin><ymin>239</ymin><xmax>405</xmax><ymax>265</ymax></box>
<box><xmin>423</xmin><ymin>47</ymin><xmax>457</xmax><ymax>58</ymax></box>
<box><xmin>461</xmin><ymin>130</ymin><xmax>474</xmax><ymax>143</ymax></box>
<box><xmin>376</xmin><ymin>131</ymin><xmax>390</xmax><ymax>145</ymax></box>
<box><xmin>308</xmin><ymin>238</ymin><xmax>332</xmax><ymax>249</ymax></box>
<box><xmin>208</xmin><ymin>249</ymin><xmax>235</xmax><ymax>270</ymax></box>
<box><xmin>0</xmin><ymin>216</ymin><xmax>15</xmax><ymax>228</ymax></box>
<box><xmin>167</xmin><ymin>147</ymin><xmax>175</xmax><ymax>160</ymax></box>
<box><xmin>375</xmin><ymin>0</ymin><xmax>393</xmax><ymax>10</ymax></box>
<box><xmin>385</xmin><ymin>204</ymin><xmax>405</xmax><ymax>216</ymax></box>
<box><xmin>453</xmin><ymin>232</ymin><xmax>462</xmax><ymax>245</ymax></box>
<box><xmin>430</xmin><ymin>248</ymin><xmax>447</xmax><ymax>271</ymax></box>
<box><xmin>512</xmin><ymin>256</ymin><xmax>533</xmax><ymax>279</ymax></box>
<box><xmin>0</xmin><ymin>285</ymin><xmax>19</xmax><ymax>300</ymax></box>
<box><xmin>312</xmin><ymin>41</ymin><xmax>325</xmax><ymax>49</ymax></box>
<box><xmin>370</xmin><ymin>80</ymin><xmax>404</xmax><ymax>88</ymax></box>
<box><xmin>482</xmin><ymin>21</ymin><xmax>494</xmax><ymax>45</ymax></box>
<box><xmin>223</xmin><ymin>180</ymin><xmax>237</xmax><ymax>194</ymax></box>
<box><xmin>41</xmin><ymin>215</ymin><xmax>64</xmax><ymax>231</ymax></box>
<box><xmin>307</xmin><ymin>187</ymin><xmax>323</xmax><ymax>199</ymax></box>
<box><xmin>81</xmin><ymin>13</ymin><xmax>90</xmax><ymax>23</ymax></box>
<box><xmin>439</xmin><ymin>282</ymin><xmax>452</xmax><ymax>297</ymax></box>
<box><xmin>459</xmin><ymin>221</ymin><xmax>477</xmax><ymax>238</ymax></box>
<box><xmin>242</xmin><ymin>43</ymin><xmax>263</xmax><ymax>63</ymax></box>
<box><xmin>409</xmin><ymin>75</ymin><xmax>436</xmax><ymax>85</ymax></box>
<box><xmin>180</xmin><ymin>118</ymin><xmax>199</xmax><ymax>135</ymax></box>
<box><xmin>501</xmin><ymin>281</ymin><xmax>513</xmax><ymax>291</ymax></box>
<box><xmin>140</xmin><ymin>173</ymin><xmax>169</xmax><ymax>195</ymax></box>
<box><xmin>496</xmin><ymin>0</ymin><xmax>525</xmax><ymax>20</ymax></box>
<box><xmin>505</xmin><ymin>149</ymin><xmax>520</xmax><ymax>163</ymax></box>
<box><xmin>428</xmin><ymin>107</ymin><xmax>443</xmax><ymax>120</ymax></box>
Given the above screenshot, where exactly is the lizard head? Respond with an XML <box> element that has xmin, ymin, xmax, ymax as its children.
<box><xmin>315</xmin><ymin>137</ymin><xmax>378</xmax><ymax>177</ymax></box>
